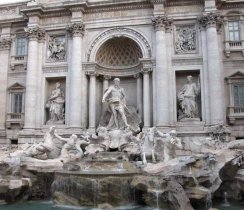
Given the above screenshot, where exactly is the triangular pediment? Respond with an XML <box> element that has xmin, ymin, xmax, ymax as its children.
<box><xmin>8</xmin><ymin>82</ymin><xmax>25</xmax><ymax>90</ymax></box>
<box><xmin>226</xmin><ymin>71</ymin><xmax>244</xmax><ymax>79</ymax></box>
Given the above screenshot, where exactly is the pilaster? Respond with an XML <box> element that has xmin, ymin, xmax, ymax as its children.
<box><xmin>0</xmin><ymin>36</ymin><xmax>11</xmax><ymax>131</ymax></box>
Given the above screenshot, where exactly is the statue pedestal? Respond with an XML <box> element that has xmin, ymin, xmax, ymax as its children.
<box><xmin>176</xmin><ymin>121</ymin><xmax>205</xmax><ymax>132</ymax></box>
<box><xmin>179</xmin><ymin>118</ymin><xmax>200</xmax><ymax>122</ymax></box>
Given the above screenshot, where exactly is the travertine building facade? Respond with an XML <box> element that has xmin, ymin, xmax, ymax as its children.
<box><xmin>0</xmin><ymin>0</ymin><xmax>244</xmax><ymax>144</ymax></box>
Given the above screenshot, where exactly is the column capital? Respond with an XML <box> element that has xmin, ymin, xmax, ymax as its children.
<box><xmin>25</xmin><ymin>26</ymin><xmax>45</xmax><ymax>41</ymax></box>
<box><xmin>198</xmin><ymin>12</ymin><xmax>224</xmax><ymax>29</ymax></box>
<box><xmin>142</xmin><ymin>68</ymin><xmax>152</xmax><ymax>74</ymax></box>
<box><xmin>103</xmin><ymin>75</ymin><xmax>111</xmax><ymax>80</ymax></box>
<box><xmin>67</xmin><ymin>22</ymin><xmax>85</xmax><ymax>37</ymax></box>
<box><xmin>85</xmin><ymin>71</ymin><xmax>99</xmax><ymax>77</ymax></box>
<box><xmin>152</xmin><ymin>15</ymin><xmax>173</xmax><ymax>31</ymax></box>
<box><xmin>0</xmin><ymin>38</ymin><xmax>11</xmax><ymax>50</ymax></box>
<box><xmin>134</xmin><ymin>73</ymin><xmax>142</xmax><ymax>79</ymax></box>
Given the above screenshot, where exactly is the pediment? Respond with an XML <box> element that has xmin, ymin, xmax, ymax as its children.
<box><xmin>8</xmin><ymin>82</ymin><xmax>25</xmax><ymax>90</ymax></box>
<box><xmin>226</xmin><ymin>71</ymin><xmax>244</xmax><ymax>79</ymax></box>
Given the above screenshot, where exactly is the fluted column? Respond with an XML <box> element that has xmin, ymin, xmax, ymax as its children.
<box><xmin>142</xmin><ymin>69</ymin><xmax>151</xmax><ymax>128</ymax></box>
<box><xmin>87</xmin><ymin>71</ymin><xmax>97</xmax><ymax>131</ymax></box>
<box><xmin>102</xmin><ymin>75</ymin><xmax>111</xmax><ymax>94</ymax></box>
<box><xmin>24</xmin><ymin>27</ymin><xmax>45</xmax><ymax>129</ymax></box>
<box><xmin>67</xmin><ymin>22</ymin><xmax>85</xmax><ymax>128</ymax></box>
<box><xmin>134</xmin><ymin>73</ymin><xmax>143</xmax><ymax>119</ymax></box>
<box><xmin>199</xmin><ymin>13</ymin><xmax>225</xmax><ymax>124</ymax></box>
<box><xmin>0</xmin><ymin>37</ymin><xmax>11</xmax><ymax>130</ymax></box>
<box><xmin>152</xmin><ymin>16</ymin><xmax>172</xmax><ymax>127</ymax></box>
<box><xmin>102</xmin><ymin>75</ymin><xmax>111</xmax><ymax>113</ymax></box>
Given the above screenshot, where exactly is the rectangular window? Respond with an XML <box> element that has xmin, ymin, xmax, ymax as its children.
<box><xmin>234</xmin><ymin>84</ymin><xmax>244</xmax><ymax>106</ymax></box>
<box><xmin>16</xmin><ymin>37</ymin><xmax>27</xmax><ymax>56</ymax></box>
<box><xmin>228</xmin><ymin>21</ymin><xmax>240</xmax><ymax>41</ymax></box>
<box><xmin>12</xmin><ymin>93</ymin><xmax>23</xmax><ymax>113</ymax></box>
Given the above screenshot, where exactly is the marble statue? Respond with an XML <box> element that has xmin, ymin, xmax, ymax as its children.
<box><xmin>102</xmin><ymin>78</ymin><xmax>129</xmax><ymax>130</ymax></box>
<box><xmin>177</xmin><ymin>75</ymin><xmax>200</xmax><ymax>120</ymax></box>
<box><xmin>11</xmin><ymin>126</ymin><xmax>66</xmax><ymax>159</ymax></box>
<box><xmin>157</xmin><ymin>130</ymin><xmax>183</xmax><ymax>162</ymax></box>
<box><xmin>54</xmin><ymin>134</ymin><xmax>90</xmax><ymax>163</ymax></box>
<box><xmin>209</xmin><ymin>122</ymin><xmax>230</xmax><ymax>142</ymax></box>
<box><xmin>11</xmin><ymin>127</ymin><xmax>91</xmax><ymax>162</ymax></box>
<box><xmin>138</xmin><ymin>127</ymin><xmax>157</xmax><ymax>164</ymax></box>
<box><xmin>47</xmin><ymin>36</ymin><xmax>65</xmax><ymax>61</ymax></box>
<box><xmin>46</xmin><ymin>82</ymin><xmax>65</xmax><ymax>124</ymax></box>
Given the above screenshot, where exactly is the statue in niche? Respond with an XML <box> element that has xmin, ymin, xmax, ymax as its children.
<box><xmin>102</xmin><ymin>78</ymin><xmax>130</xmax><ymax>130</ymax></box>
<box><xmin>46</xmin><ymin>82</ymin><xmax>65</xmax><ymax>124</ymax></box>
<box><xmin>177</xmin><ymin>75</ymin><xmax>201</xmax><ymax>121</ymax></box>
<box><xmin>47</xmin><ymin>36</ymin><xmax>65</xmax><ymax>61</ymax></box>
<box><xmin>175</xmin><ymin>26</ymin><xmax>196</xmax><ymax>54</ymax></box>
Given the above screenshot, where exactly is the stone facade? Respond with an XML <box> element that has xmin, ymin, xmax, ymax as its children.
<box><xmin>0</xmin><ymin>0</ymin><xmax>244</xmax><ymax>144</ymax></box>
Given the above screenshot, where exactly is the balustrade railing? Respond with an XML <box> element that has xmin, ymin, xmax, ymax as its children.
<box><xmin>228</xmin><ymin>106</ymin><xmax>244</xmax><ymax>115</ymax></box>
<box><xmin>229</xmin><ymin>41</ymin><xmax>242</xmax><ymax>49</ymax></box>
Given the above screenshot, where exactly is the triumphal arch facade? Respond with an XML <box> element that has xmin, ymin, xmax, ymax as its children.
<box><xmin>0</xmin><ymin>0</ymin><xmax>244</xmax><ymax>144</ymax></box>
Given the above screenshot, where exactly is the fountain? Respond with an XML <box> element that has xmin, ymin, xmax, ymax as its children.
<box><xmin>222</xmin><ymin>192</ymin><xmax>231</xmax><ymax>207</ymax></box>
<box><xmin>0</xmin><ymin>78</ymin><xmax>244</xmax><ymax>210</ymax></box>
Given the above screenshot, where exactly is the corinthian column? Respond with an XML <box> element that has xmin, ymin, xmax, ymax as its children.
<box><xmin>67</xmin><ymin>22</ymin><xmax>85</xmax><ymax>128</ymax></box>
<box><xmin>134</xmin><ymin>73</ymin><xmax>143</xmax><ymax>119</ymax></box>
<box><xmin>199</xmin><ymin>13</ymin><xmax>225</xmax><ymax>124</ymax></box>
<box><xmin>86</xmin><ymin>71</ymin><xmax>97</xmax><ymax>132</ymax></box>
<box><xmin>152</xmin><ymin>16</ymin><xmax>172</xmax><ymax>127</ymax></box>
<box><xmin>24</xmin><ymin>27</ymin><xmax>45</xmax><ymax>129</ymax></box>
<box><xmin>0</xmin><ymin>37</ymin><xmax>11</xmax><ymax>130</ymax></box>
<box><xmin>102</xmin><ymin>75</ymin><xmax>111</xmax><ymax>113</ymax></box>
<box><xmin>142</xmin><ymin>69</ymin><xmax>152</xmax><ymax>127</ymax></box>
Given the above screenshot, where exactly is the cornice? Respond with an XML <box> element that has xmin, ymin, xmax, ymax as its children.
<box><xmin>220</xmin><ymin>2</ymin><xmax>244</xmax><ymax>9</ymax></box>
<box><xmin>20</xmin><ymin>1</ymin><xmax>152</xmax><ymax>18</ymax></box>
<box><xmin>165</xmin><ymin>0</ymin><xmax>204</xmax><ymax>7</ymax></box>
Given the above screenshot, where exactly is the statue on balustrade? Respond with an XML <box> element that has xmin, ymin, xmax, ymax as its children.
<box><xmin>177</xmin><ymin>75</ymin><xmax>201</xmax><ymax>121</ymax></box>
<box><xmin>101</xmin><ymin>78</ymin><xmax>140</xmax><ymax>132</ymax></box>
<box><xmin>46</xmin><ymin>82</ymin><xmax>65</xmax><ymax>124</ymax></box>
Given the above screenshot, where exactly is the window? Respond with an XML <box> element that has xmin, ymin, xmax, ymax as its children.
<box><xmin>228</xmin><ymin>21</ymin><xmax>240</xmax><ymax>41</ymax></box>
<box><xmin>234</xmin><ymin>84</ymin><xmax>244</xmax><ymax>106</ymax></box>
<box><xmin>16</xmin><ymin>37</ymin><xmax>27</xmax><ymax>56</ymax></box>
<box><xmin>12</xmin><ymin>93</ymin><xmax>23</xmax><ymax>113</ymax></box>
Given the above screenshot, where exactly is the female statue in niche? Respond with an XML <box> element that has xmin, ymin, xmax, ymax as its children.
<box><xmin>177</xmin><ymin>75</ymin><xmax>200</xmax><ymax>120</ymax></box>
<box><xmin>46</xmin><ymin>82</ymin><xmax>65</xmax><ymax>124</ymax></box>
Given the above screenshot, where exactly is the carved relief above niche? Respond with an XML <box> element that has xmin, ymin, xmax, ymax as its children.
<box><xmin>174</xmin><ymin>25</ymin><xmax>197</xmax><ymax>54</ymax></box>
<box><xmin>47</xmin><ymin>35</ymin><xmax>66</xmax><ymax>62</ymax></box>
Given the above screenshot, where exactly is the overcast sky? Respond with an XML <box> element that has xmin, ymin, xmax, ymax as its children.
<box><xmin>0</xmin><ymin>0</ymin><xmax>28</xmax><ymax>5</ymax></box>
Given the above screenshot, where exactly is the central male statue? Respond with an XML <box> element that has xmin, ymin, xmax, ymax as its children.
<box><xmin>102</xmin><ymin>78</ymin><xmax>129</xmax><ymax>130</ymax></box>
